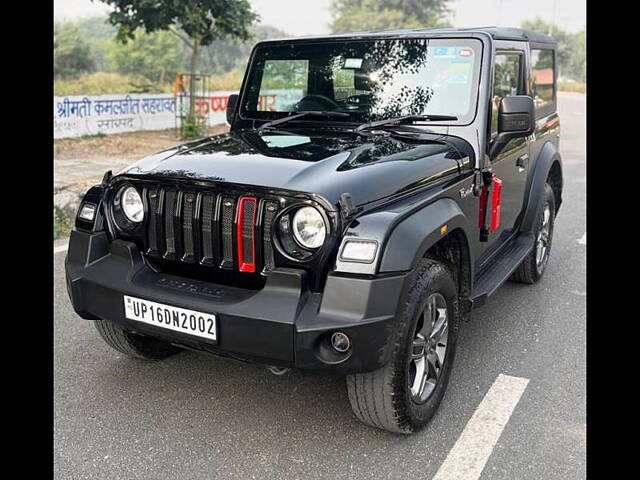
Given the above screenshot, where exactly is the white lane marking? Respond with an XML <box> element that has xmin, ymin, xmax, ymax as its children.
<box><xmin>54</xmin><ymin>244</ymin><xmax>69</xmax><ymax>254</ymax></box>
<box><xmin>432</xmin><ymin>374</ymin><xmax>530</xmax><ymax>480</ymax></box>
<box><xmin>578</xmin><ymin>232</ymin><xmax>586</xmax><ymax>245</ymax></box>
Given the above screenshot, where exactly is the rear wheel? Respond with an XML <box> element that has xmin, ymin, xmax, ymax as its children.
<box><xmin>510</xmin><ymin>182</ymin><xmax>556</xmax><ymax>284</ymax></box>
<box><xmin>94</xmin><ymin>320</ymin><xmax>182</xmax><ymax>360</ymax></box>
<box><xmin>346</xmin><ymin>258</ymin><xmax>460</xmax><ymax>434</ymax></box>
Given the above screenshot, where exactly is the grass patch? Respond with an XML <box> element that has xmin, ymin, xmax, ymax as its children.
<box><xmin>209</xmin><ymin>71</ymin><xmax>243</xmax><ymax>91</ymax></box>
<box><xmin>55</xmin><ymin>72</ymin><xmax>172</xmax><ymax>96</ymax></box>
<box><xmin>54</xmin><ymin>71</ymin><xmax>244</xmax><ymax>96</ymax></box>
<box><xmin>54</xmin><ymin>206</ymin><xmax>75</xmax><ymax>240</ymax></box>
<box><xmin>558</xmin><ymin>81</ymin><xmax>586</xmax><ymax>93</ymax></box>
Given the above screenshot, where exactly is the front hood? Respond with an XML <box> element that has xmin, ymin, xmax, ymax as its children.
<box><xmin>120</xmin><ymin>129</ymin><xmax>472</xmax><ymax>209</ymax></box>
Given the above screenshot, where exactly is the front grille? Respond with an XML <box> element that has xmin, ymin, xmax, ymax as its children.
<box><xmin>143</xmin><ymin>186</ymin><xmax>277</xmax><ymax>274</ymax></box>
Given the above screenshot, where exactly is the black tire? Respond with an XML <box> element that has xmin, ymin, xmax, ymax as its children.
<box><xmin>346</xmin><ymin>258</ymin><xmax>460</xmax><ymax>434</ymax></box>
<box><xmin>510</xmin><ymin>183</ymin><xmax>556</xmax><ymax>284</ymax></box>
<box><xmin>94</xmin><ymin>320</ymin><xmax>182</xmax><ymax>360</ymax></box>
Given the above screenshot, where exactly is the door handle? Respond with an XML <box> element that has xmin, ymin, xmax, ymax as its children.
<box><xmin>516</xmin><ymin>154</ymin><xmax>529</xmax><ymax>173</ymax></box>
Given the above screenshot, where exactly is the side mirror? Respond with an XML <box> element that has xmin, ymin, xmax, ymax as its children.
<box><xmin>489</xmin><ymin>95</ymin><xmax>535</xmax><ymax>159</ymax></box>
<box><xmin>226</xmin><ymin>94</ymin><xmax>239</xmax><ymax>125</ymax></box>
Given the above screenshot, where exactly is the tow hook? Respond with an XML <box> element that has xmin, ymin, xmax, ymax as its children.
<box><xmin>267</xmin><ymin>366</ymin><xmax>290</xmax><ymax>376</ymax></box>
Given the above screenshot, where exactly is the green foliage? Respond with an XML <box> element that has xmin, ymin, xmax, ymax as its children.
<box><xmin>180</xmin><ymin>116</ymin><xmax>206</xmax><ymax>139</ymax></box>
<box><xmin>330</xmin><ymin>0</ymin><xmax>452</xmax><ymax>33</ymax></box>
<box><xmin>98</xmin><ymin>0</ymin><xmax>258</xmax><ymax>46</ymax></box>
<box><xmin>558</xmin><ymin>81</ymin><xmax>586</xmax><ymax>93</ymax></box>
<box><xmin>107</xmin><ymin>29</ymin><xmax>182</xmax><ymax>83</ymax></box>
<box><xmin>260</xmin><ymin>59</ymin><xmax>309</xmax><ymax>89</ymax></box>
<box><xmin>53</xmin><ymin>206</ymin><xmax>74</xmax><ymax>240</ymax></box>
<box><xmin>196</xmin><ymin>24</ymin><xmax>288</xmax><ymax>75</ymax></box>
<box><xmin>54</xmin><ymin>21</ymin><xmax>96</xmax><ymax>77</ymax></box>
<box><xmin>54</xmin><ymin>72</ymin><xmax>173</xmax><ymax>95</ymax></box>
<box><xmin>76</xmin><ymin>16</ymin><xmax>118</xmax><ymax>71</ymax></box>
<box><xmin>208</xmin><ymin>70</ymin><xmax>244</xmax><ymax>90</ymax></box>
<box><xmin>97</xmin><ymin>0</ymin><xmax>259</xmax><ymax>119</ymax></box>
<box><xmin>521</xmin><ymin>18</ymin><xmax>586</xmax><ymax>82</ymax></box>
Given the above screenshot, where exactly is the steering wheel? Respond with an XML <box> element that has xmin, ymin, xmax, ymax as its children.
<box><xmin>295</xmin><ymin>94</ymin><xmax>342</xmax><ymax>111</ymax></box>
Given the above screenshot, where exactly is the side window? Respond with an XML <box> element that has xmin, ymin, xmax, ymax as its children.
<box><xmin>491</xmin><ymin>53</ymin><xmax>524</xmax><ymax>136</ymax></box>
<box><xmin>530</xmin><ymin>49</ymin><xmax>556</xmax><ymax>117</ymax></box>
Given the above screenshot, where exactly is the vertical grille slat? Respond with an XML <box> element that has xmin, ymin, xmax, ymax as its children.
<box><xmin>164</xmin><ymin>190</ymin><xmax>177</xmax><ymax>259</ymax></box>
<box><xmin>200</xmin><ymin>194</ymin><xmax>216</xmax><ymax>265</ymax></box>
<box><xmin>262</xmin><ymin>201</ymin><xmax>278</xmax><ymax>272</ymax></box>
<box><xmin>146</xmin><ymin>188</ymin><xmax>160</xmax><ymax>257</ymax></box>
<box><xmin>220</xmin><ymin>197</ymin><xmax>236</xmax><ymax>269</ymax></box>
<box><xmin>181</xmin><ymin>192</ymin><xmax>195</xmax><ymax>263</ymax></box>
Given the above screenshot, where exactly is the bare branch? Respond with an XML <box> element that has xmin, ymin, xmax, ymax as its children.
<box><xmin>169</xmin><ymin>26</ymin><xmax>193</xmax><ymax>49</ymax></box>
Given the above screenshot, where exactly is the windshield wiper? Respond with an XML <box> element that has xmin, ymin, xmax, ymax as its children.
<box><xmin>258</xmin><ymin>110</ymin><xmax>350</xmax><ymax>131</ymax></box>
<box><xmin>355</xmin><ymin>114</ymin><xmax>458</xmax><ymax>133</ymax></box>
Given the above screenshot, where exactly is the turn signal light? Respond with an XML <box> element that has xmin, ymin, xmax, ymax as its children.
<box><xmin>78</xmin><ymin>203</ymin><xmax>96</xmax><ymax>222</ymax></box>
<box><xmin>340</xmin><ymin>239</ymin><xmax>378</xmax><ymax>263</ymax></box>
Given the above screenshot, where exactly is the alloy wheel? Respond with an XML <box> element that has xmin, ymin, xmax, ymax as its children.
<box><xmin>536</xmin><ymin>203</ymin><xmax>552</xmax><ymax>274</ymax></box>
<box><xmin>408</xmin><ymin>292</ymin><xmax>449</xmax><ymax>404</ymax></box>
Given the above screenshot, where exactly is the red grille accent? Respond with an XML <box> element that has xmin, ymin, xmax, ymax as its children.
<box><xmin>237</xmin><ymin>197</ymin><xmax>257</xmax><ymax>273</ymax></box>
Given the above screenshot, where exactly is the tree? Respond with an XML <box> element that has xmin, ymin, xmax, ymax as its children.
<box><xmin>107</xmin><ymin>29</ymin><xmax>182</xmax><ymax>83</ymax></box>
<box><xmin>521</xmin><ymin>18</ymin><xmax>585</xmax><ymax>82</ymax></box>
<box><xmin>77</xmin><ymin>16</ymin><xmax>118</xmax><ymax>72</ymax></box>
<box><xmin>330</xmin><ymin>0</ymin><xmax>452</xmax><ymax>34</ymax></box>
<box><xmin>97</xmin><ymin>0</ymin><xmax>258</xmax><ymax>119</ymax></box>
<box><xmin>196</xmin><ymin>24</ymin><xmax>289</xmax><ymax>75</ymax></box>
<box><xmin>54</xmin><ymin>22</ymin><xmax>96</xmax><ymax>78</ymax></box>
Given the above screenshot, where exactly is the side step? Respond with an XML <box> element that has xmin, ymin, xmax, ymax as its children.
<box><xmin>470</xmin><ymin>233</ymin><xmax>535</xmax><ymax>309</ymax></box>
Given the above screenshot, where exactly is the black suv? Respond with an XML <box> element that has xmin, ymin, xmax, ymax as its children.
<box><xmin>65</xmin><ymin>27</ymin><xmax>562</xmax><ymax>434</ymax></box>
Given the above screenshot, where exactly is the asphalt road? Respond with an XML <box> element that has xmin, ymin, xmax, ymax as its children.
<box><xmin>53</xmin><ymin>92</ymin><xmax>586</xmax><ymax>480</ymax></box>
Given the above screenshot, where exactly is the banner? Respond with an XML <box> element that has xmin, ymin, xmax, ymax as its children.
<box><xmin>53</xmin><ymin>91</ymin><xmax>238</xmax><ymax>139</ymax></box>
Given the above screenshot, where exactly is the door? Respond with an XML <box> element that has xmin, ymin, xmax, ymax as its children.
<box><xmin>481</xmin><ymin>47</ymin><xmax>530</xmax><ymax>261</ymax></box>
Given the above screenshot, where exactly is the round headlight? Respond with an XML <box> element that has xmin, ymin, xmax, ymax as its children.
<box><xmin>292</xmin><ymin>206</ymin><xmax>326</xmax><ymax>249</ymax></box>
<box><xmin>121</xmin><ymin>186</ymin><xmax>144</xmax><ymax>223</ymax></box>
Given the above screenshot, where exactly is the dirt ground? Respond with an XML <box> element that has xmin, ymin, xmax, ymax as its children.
<box><xmin>54</xmin><ymin>124</ymin><xmax>229</xmax><ymax>194</ymax></box>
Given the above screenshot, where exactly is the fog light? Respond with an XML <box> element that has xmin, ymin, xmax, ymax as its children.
<box><xmin>331</xmin><ymin>332</ymin><xmax>351</xmax><ymax>353</ymax></box>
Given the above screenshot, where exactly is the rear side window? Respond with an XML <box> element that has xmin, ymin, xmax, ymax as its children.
<box><xmin>530</xmin><ymin>49</ymin><xmax>556</xmax><ymax>117</ymax></box>
<box><xmin>490</xmin><ymin>52</ymin><xmax>525</xmax><ymax>136</ymax></box>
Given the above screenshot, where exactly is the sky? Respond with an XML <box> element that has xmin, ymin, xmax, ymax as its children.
<box><xmin>54</xmin><ymin>0</ymin><xmax>586</xmax><ymax>36</ymax></box>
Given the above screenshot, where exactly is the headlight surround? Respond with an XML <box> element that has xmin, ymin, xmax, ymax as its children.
<box><xmin>292</xmin><ymin>206</ymin><xmax>326</xmax><ymax>249</ymax></box>
<box><xmin>120</xmin><ymin>186</ymin><xmax>144</xmax><ymax>223</ymax></box>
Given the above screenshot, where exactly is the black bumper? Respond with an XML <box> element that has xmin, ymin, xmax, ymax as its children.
<box><xmin>65</xmin><ymin>229</ymin><xmax>410</xmax><ymax>374</ymax></box>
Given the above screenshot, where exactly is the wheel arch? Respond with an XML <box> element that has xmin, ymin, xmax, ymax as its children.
<box><xmin>520</xmin><ymin>141</ymin><xmax>563</xmax><ymax>233</ymax></box>
<box><xmin>422</xmin><ymin>227</ymin><xmax>473</xmax><ymax>304</ymax></box>
<box><xmin>378</xmin><ymin>198</ymin><xmax>474</xmax><ymax>274</ymax></box>
<box><xmin>333</xmin><ymin>198</ymin><xmax>475</xmax><ymax>310</ymax></box>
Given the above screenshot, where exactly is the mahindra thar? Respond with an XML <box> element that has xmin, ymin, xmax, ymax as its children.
<box><xmin>65</xmin><ymin>27</ymin><xmax>562</xmax><ymax>434</ymax></box>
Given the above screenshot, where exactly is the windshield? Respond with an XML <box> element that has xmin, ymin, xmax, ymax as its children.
<box><xmin>240</xmin><ymin>37</ymin><xmax>482</xmax><ymax>125</ymax></box>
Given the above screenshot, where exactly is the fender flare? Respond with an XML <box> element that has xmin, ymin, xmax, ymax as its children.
<box><xmin>334</xmin><ymin>198</ymin><xmax>474</xmax><ymax>275</ymax></box>
<box><xmin>520</xmin><ymin>141</ymin><xmax>563</xmax><ymax>233</ymax></box>
<box><xmin>379</xmin><ymin>198</ymin><xmax>474</xmax><ymax>273</ymax></box>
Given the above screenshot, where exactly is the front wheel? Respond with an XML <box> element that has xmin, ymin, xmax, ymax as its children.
<box><xmin>346</xmin><ymin>258</ymin><xmax>460</xmax><ymax>434</ymax></box>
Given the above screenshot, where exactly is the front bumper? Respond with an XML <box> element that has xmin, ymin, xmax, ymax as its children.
<box><xmin>65</xmin><ymin>229</ymin><xmax>410</xmax><ymax>374</ymax></box>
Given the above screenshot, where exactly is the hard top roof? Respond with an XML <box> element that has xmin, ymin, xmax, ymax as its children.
<box><xmin>264</xmin><ymin>26</ymin><xmax>556</xmax><ymax>46</ymax></box>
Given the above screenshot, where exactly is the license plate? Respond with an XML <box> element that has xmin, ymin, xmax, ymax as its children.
<box><xmin>123</xmin><ymin>295</ymin><xmax>217</xmax><ymax>342</ymax></box>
